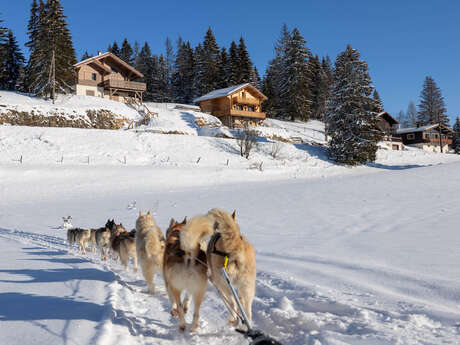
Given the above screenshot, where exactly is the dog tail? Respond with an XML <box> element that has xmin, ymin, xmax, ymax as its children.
<box><xmin>180</xmin><ymin>215</ymin><xmax>214</xmax><ymax>253</ymax></box>
<box><xmin>207</xmin><ymin>208</ymin><xmax>240</xmax><ymax>236</ymax></box>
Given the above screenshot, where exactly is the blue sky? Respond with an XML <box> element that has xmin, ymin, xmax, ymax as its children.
<box><xmin>2</xmin><ymin>0</ymin><xmax>459</xmax><ymax>122</ymax></box>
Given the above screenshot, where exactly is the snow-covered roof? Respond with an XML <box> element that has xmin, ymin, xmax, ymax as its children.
<box><xmin>376</xmin><ymin>111</ymin><xmax>399</xmax><ymax>125</ymax></box>
<box><xmin>193</xmin><ymin>83</ymin><xmax>267</xmax><ymax>103</ymax></box>
<box><xmin>396</xmin><ymin>123</ymin><xmax>454</xmax><ymax>134</ymax></box>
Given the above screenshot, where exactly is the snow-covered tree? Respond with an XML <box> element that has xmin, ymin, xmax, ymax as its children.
<box><xmin>27</xmin><ymin>0</ymin><xmax>77</xmax><ymax>99</ymax></box>
<box><xmin>417</xmin><ymin>76</ymin><xmax>449</xmax><ymax>126</ymax></box>
<box><xmin>452</xmin><ymin>117</ymin><xmax>460</xmax><ymax>154</ymax></box>
<box><xmin>237</xmin><ymin>37</ymin><xmax>252</xmax><ymax>84</ymax></box>
<box><xmin>0</xmin><ymin>30</ymin><xmax>25</xmax><ymax>90</ymax></box>
<box><xmin>372</xmin><ymin>89</ymin><xmax>383</xmax><ymax>113</ymax></box>
<box><xmin>325</xmin><ymin>45</ymin><xmax>382</xmax><ymax>165</ymax></box>
<box><xmin>280</xmin><ymin>27</ymin><xmax>312</xmax><ymax>121</ymax></box>
<box><xmin>406</xmin><ymin>101</ymin><xmax>417</xmax><ymax>127</ymax></box>
<box><xmin>172</xmin><ymin>39</ymin><xmax>195</xmax><ymax>103</ymax></box>
<box><xmin>228</xmin><ymin>41</ymin><xmax>239</xmax><ymax>85</ymax></box>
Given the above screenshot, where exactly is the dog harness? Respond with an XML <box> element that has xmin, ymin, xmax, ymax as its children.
<box><xmin>208</xmin><ymin>232</ymin><xmax>230</xmax><ymax>269</ymax></box>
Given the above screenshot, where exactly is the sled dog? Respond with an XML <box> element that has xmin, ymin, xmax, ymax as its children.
<box><xmin>135</xmin><ymin>211</ymin><xmax>165</xmax><ymax>293</ymax></box>
<box><xmin>67</xmin><ymin>228</ymin><xmax>78</xmax><ymax>249</ymax></box>
<box><xmin>206</xmin><ymin>209</ymin><xmax>256</xmax><ymax>326</ymax></box>
<box><xmin>111</xmin><ymin>223</ymin><xmax>137</xmax><ymax>272</ymax></box>
<box><xmin>90</xmin><ymin>229</ymin><xmax>97</xmax><ymax>253</ymax></box>
<box><xmin>72</xmin><ymin>228</ymin><xmax>91</xmax><ymax>255</ymax></box>
<box><xmin>163</xmin><ymin>215</ymin><xmax>211</xmax><ymax>332</ymax></box>
<box><xmin>95</xmin><ymin>227</ymin><xmax>112</xmax><ymax>260</ymax></box>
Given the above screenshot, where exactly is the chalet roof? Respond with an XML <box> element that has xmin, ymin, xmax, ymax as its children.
<box><xmin>194</xmin><ymin>83</ymin><xmax>267</xmax><ymax>103</ymax></box>
<box><xmin>73</xmin><ymin>52</ymin><xmax>143</xmax><ymax>79</ymax></box>
<box><xmin>377</xmin><ymin>111</ymin><xmax>399</xmax><ymax>125</ymax></box>
<box><xmin>396</xmin><ymin>123</ymin><xmax>454</xmax><ymax>134</ymax></box>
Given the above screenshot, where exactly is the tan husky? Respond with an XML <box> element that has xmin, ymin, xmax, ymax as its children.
<box><xmin>95</xmin><ymin>227</ymin><xmax>112</xmax><ymax>260</ymax></box>
<box><xmin>74</xmin><ymin>228</ymin><xmax>91</xmax><ymax>255</ymax></box>
<box><xmin>89</xmin><ymin>229</ymin><xmax>97</xmax><ymax>253</ymax></box>
<box><xmin>111</xmin><ymin>224</ymin><xmax>138</xmax><ymax>272</ymax></box>
<box><xmin>206</xmin><ymin>209</ymin><xmax>256</xmax><ymax>326</ymax></box>
<box><xmin>67</xmin><ymin>228</ymin><xmax>77</xmax><ymax>249</ymax></box>
<box><xmin>163</xmin><ymin>216</ymin><xmax>210</xmax><ymax>332</ymax></box>
<box><xmin>135</xmin><ymin>211</ymin><xmax>165</xmax><ymax>294</ymax></box>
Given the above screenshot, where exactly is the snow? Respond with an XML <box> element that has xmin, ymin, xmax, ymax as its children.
<box><xmin>0</xmin><ymin>91</ymin><xmax>141</xmax><ymax>121</ymax></box>
<box><xmin>193</xmin><ymin>83</ymin><xmax>252</xmax><ymax>102</ymax></box>
<box><xmin>1</xmin><ymin>99</ymin><xmax>460</xmax><ymax>344</ymax></box>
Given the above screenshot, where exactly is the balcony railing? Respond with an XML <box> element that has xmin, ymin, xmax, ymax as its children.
<box><xmin>232</xmin><ymin>96</ymin><xmax>259</xmax><ymax>106</ymax></box>
<box><xmin>103</xmin><ymin>79</ymin><xmax>146</xmax><ymax>91</ymax></box>
<box><xmin>424</xmin><ymin>138</ymin><xmax>452</xmax><ymax>144</ymax></box>
<box><xmin>230</xmin><ymin>109</ymin><xmax>266</xmax><ymax>119</ymax></box>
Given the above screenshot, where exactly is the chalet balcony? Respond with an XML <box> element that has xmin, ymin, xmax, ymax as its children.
<box><xmin>102</xmin><ymin>79</ymin><xmax>146</xmax><ymax>91</ymax></box>
<box><xmin>230</xmin><ymin>109</ymin><xmax>266</xmax><ymax>119</ymax></box>
<box><xmin>383</xmin><ymin>135</ymin><xmax>402</xmax><ymax>142</ymax></box>
<box><xmin>232</xmin><ymin>96</ymin><xmax>259</xmax><ymax>106</ymax></box>
<box><xmin>424</xmin><ymin>138</ymin><xmax>452</xmax><ymax>144</ymax></box>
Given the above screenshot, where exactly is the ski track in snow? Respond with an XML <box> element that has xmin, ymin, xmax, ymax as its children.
<box><xmin>1</xmin><ymin>228</ymin><xmax>458</xmax><ymax>345</ymax></box>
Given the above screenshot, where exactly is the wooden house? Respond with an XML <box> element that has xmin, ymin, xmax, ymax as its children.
<box><xmin>194</xmin><ymin>83</ymin><xmax>267</xmax><ymax>128</ymax></box>
<box><xmin>73</xmin><ymin>52</ymin><xmax>146</xmax><ymax>103</ymax></box>
<box><xmin>376</xmin><ymin>112</ymin><xmax>403</xmax><ymax>150</ymax></box>
<box><xmin>396</xmin><ymin>123</ymin><xmax>454</xmax><ymax>153</ymax></box>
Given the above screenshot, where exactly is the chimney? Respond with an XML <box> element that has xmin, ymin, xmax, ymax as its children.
<box><xmin>98</xmin><ymin>51</ymin><xmax>101</xmax><ymax>56</ymax></box>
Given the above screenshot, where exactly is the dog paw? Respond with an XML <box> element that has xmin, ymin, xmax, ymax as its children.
<box><xmin>170</xmin><ymin>309</ymin><xmax>179</xmax><ymax>318</ymax></box>
<box><xmin>189</xmin><ymin>325</ymin><xmax>199</xmax><ymax>333</ymax></box>
<box><xmin>179</xmin><ymin>325</ymin><xmax>186</xmax><ymax>332</ymax></box>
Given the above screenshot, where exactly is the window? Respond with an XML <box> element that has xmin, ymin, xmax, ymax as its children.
<box><xmin>407</xmin><ymin>133</ymin><xmax>415</xmax><ymax>140</ymax></box>
<box><xmin>91</xmin><ymin>73</ymin><xmax>97</xmax><ymax>81</ymax></box>
<box><xmin>111</xmin><ymin>67</ymin><xmax>116</xmax><ymax>73</ymax></box>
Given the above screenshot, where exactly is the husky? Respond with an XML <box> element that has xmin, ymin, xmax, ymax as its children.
<box><xmin>89</xmin><ymin>229</ymin><xmax>97</xmax><ymax>253</ymax></box>
<box><xmin>67</xmin><ymin>228</ymin><xmax>78</xmax><ymax>249</ymax></box>
<box><xmin>163</xmin><ymin>216</ymin><xmax>211</xmax><ymax>332</ymax></box>
<box><xmin>135</xmin><ymin>211</ymin><xmax>165</xmax><ymax>294</ymax></box>
<box><xmin>73</xmin><ymin>228</ymin><xmax>91</xmax><ymax>255</ymax></box>
<box><xmin>95</xmin><ymin>227</ymin><xmax>112</xmax><ymax>260</ymax></box>
<box><xmin>111</xmin><ymin>223</ymin><xmax>137</xmax><ymax>272</ymax></box>
<box><xmin>206</xmin><ymin>209</ymin><xmax>256</xmax><ymax>327</ymax></box>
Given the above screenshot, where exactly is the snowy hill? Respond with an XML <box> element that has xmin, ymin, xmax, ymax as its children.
<box><xmin>1</xmin><ymin>94</ymin><xmax>460</xmax><ymax>345</ymax></box>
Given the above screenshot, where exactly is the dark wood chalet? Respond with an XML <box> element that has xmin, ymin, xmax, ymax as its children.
<box><xmin>376</xmin><ymin>112</ymin><xmax>403</xmax><ymax>150</ymax></box>
<box><xmin>73</xmin><ymin>52</ymin><xmax>146</xmax><ymax>103</ymax></box>
<box><xmin>194</xmin><ymin>83</ymin><xmax>267</xmax><ymax>128</ymax></box>
<box><xmin>396</xmin><ymin>123</ymin><xmax>454</xmax><ymax>153</ymax></box>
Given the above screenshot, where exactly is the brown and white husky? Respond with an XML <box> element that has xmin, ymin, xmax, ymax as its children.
<box><xmin>111</xmin><ymin>223</ymin><xmax>138</xmax><ymax>272</ymax></box>
<box><xmin>163</xmin><ymin>216</ymin><xmax>210</xmax><ymax>332</ymax></box>
<box><xmin>135</xmin><ymin>211</ymin><xmax>165</xmax><ymax>293</ymax></box>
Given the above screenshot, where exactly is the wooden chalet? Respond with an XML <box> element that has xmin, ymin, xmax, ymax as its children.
<box><xmin>396</xmin><ymin>123</ymin><xmax>454</xmax><ymax>153</ymax></box>
<box><xmin>73</xmin><ymin>52</ymin><xmax>146</xmax><ymax>103</ymax></box>
<box><xmin>194</xmin><ymin>83</ymin><xmax>267</xmax><ymax>128</ymax></box>
<box><xmin>376</xmin><ymin>112</ymin><xmax>403</xmax><ymax>150</ymax></box>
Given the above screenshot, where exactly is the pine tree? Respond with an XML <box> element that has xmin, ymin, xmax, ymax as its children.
<box><xmin>135</xmin><ymin>42</ymin><xmax>153</xmax><ymax>101</ymax></box>
<box><xmin>325</xmin><ymin>45</ymin><xmax>382</xmax><ymax>165</ymax></box>
<box><xmin>172</xmin><ymin>39</ymin><xmax>195</xmax><ymax>103</ymax></box>
<box><xmin>110</xmin><ymin>41</ymin><xmax>120</xmax><ymax>57</ymax></box>
<box><xmin>373</xmin><ymin>89</ymin><xmax>383</xmax><ymax>113</ymax></box>
<box><xmin>237</xmin><ymin>37</ymin><xmax>252</xmax><ymax>84</ymax></box>
<box><xmin>397</xmin><ymin>110</ymin><xmax>407</xmax><ymax>127</ymax></box>
<box><xmin>200</xmin><ymin>28</ymin><xmax>220</xmax><ymax>94</ymax></box>
<box><xmin>0</xmin><ymin>16</ymin><xmax>8</xmax><ymax>88</ymax></box>
<box><xmin>192</xmin><ymin>43</ymin><xmax>205</xmax><ymax>98</ymax></box>
<box><xmin>81</xmin><ymin>51</ymin><xmax>92</xmax><ymax>61</ymax></box>
<box><xmin>24</xmin><ymin>0</ymin><xmax>41</xmax><ymax>92</ymax></box>
<box><xmin>417</xmin><ymin>76</ymin><xmax>449</xmax><ymax>126</ymax></box>
<box><xmin>308</xmin><ymin>55</ymin><xmax>328</xmax><ymax>120</ymax></box>
<box><xmin>165</xmin><ymin>37</ymin><xmax>174</xmax><ymax>77</ymax></box>
<box><xmin>249</xmin><ymin>66</ymin><xmax>261</xmax><ymax>89</ymax></box>
<box><xmin>217</xmin><ymin>47</ymin><xmax>230</xmax><ymax>88</ymax></box>
<box><xmin>452</xmin><ymin>117</ymin><xmax>460</xmax><ymax>154</ymax></box>
<box><xmin>280</xmin><ymin>27</ymin><xmax>312</xmax><ymax>121</ymax></box>
<box><xmin>262</xmin><ymin>24</ymin><xmax>291</xmax><ymax>118</ymax></box>
<box><xmin>406</xmin><ymin>101</ymin><xmax>417</xmax><ymax>127</ymax></box>
<box><xmin>0</xmin><ymin>30</ymin><xmax>25</xmax><ymax>90</ymax></box>
<box><xmin>28</xmin><ymin>0</ymin><xmax>77</xmax><ymax>99</ymax></box>
<box><xmin>228</xmin><ymin>41</ymin><xmax>239</xmax><ymax>86</ymax></box>
<box><xmin>133</xmin><ymin>41</ymin><xmax>140</xmax><ymax>66</ymax></box>
<box><xmin>120</xmin><ymin>38</ymin><xmax>134</xmax><ymax>65</ymax></box>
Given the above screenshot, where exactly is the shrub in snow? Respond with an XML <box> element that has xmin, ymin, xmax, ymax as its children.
<box><xmin>236</xmin><ymin>125</ymin><xmax>258</xmax><ymax>159</ymax></box>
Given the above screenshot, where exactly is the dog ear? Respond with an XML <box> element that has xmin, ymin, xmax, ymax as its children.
<box><xmin>139</xmin><ymin>210</ymin><xmax>143</xmax><ymax>217</ymax></box>
<box><xmin>181</xmin><ymin>216</ymin><xmax>187</xmax><ymax>224</ymax></box>
<box><xmin>231</xmin><ymin>210</ymin><xmax>236</xmax><ymax>221</ymax></box>
<box><xmin>213</xmin><ymin>221</ymin><xmax>219</xmax><ymax>231</ymax></box>
<box><xmin>147</xmin><ymin>210</ymin><xmax>151</xmax><ymax>215</ymax></box>
<box><xmin>169</xmin><ymin>218</ymin><xmax>176</xmax><ymax>228</ymax></box>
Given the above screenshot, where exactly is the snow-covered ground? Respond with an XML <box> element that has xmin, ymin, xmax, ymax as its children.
<box><xmin>1</xmin><ymin>99</ymin><xmax>460</xmax><ymax>344</ymax></box>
